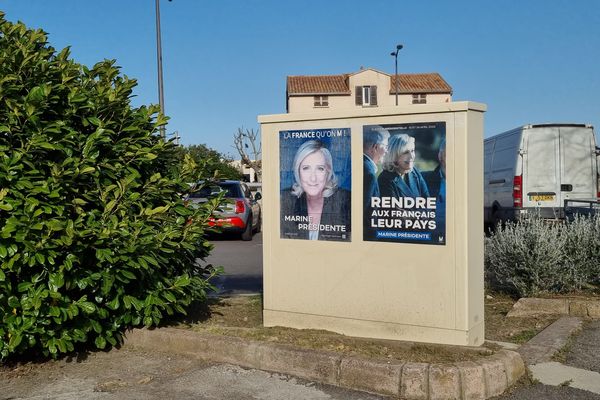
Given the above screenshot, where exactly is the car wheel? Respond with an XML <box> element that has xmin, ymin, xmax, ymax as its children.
<box><xmin>254</xmin><ymin>212</ymin><xmax>262</xmax><ymax>233</ymax></box>
<box><xmin>241</xmin><ymin>215</ymin><xmax>253</xmax><ymax>241</ymax></box>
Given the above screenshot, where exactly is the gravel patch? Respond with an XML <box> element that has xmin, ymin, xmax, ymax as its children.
<box><xmin>564</xmin><ymin>320</ymin><xmax>600</xmax><ymax>373</ymax></box>
<box><xmin>492</xmin><ymin>383</ymin><xmax>600</xmax><ymax>400</ymax></box>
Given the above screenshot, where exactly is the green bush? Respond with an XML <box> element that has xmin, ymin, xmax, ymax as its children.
<box><xmin>0</xmin><ymin>13</ymin><xmax>220</xmax><ymax>359</ymax></box>
<box><xmin>563</xmin><ymin>214</ymin><xmax>600</xmax><ymax>286</ymax></box>
<box><xmin>485</xmin><ymin>214</ymin><xmax>600</xmax><ymax>297</ymax></box>
<box><xmin>172</xmin><ymin>144</ymin><xmax>243</xmax><ymax>181</ymax></box>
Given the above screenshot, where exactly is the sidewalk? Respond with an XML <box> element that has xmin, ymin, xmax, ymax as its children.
<box><xmin>504</xmin><ymin>297</ymin><xmax>600</xmax><ymax>395</ymax></box>
<box><xmin>122</xmin><ymin>296</ymin><xmax>600</xmax><ymax>399</ymax></box>
<box><xmin>524</xmin><ymin>319</ymin><xmax>600</xmax><ymax>395</ymax></box>
<box><xmin>0</xmin><ymin>348</ymin><xmax>387</xmax><ymax>400</ymax></box>
<box><xmin>1</xmin><ymin>298</ymin><xmax>599</xmax><ymax>400</ymax></box>
<box><xmin>125</xmin><ymin>327</ymin><xmax>524</xmax><ymax>400</ymax></box>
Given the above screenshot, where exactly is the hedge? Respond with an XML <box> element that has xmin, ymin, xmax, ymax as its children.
<box><xmin>0</xmin><ymin>13</ymin><xmax>219</xmax><ymax>358</ymax></box>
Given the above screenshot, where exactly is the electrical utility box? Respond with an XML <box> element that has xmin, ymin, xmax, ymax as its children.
<box><xmin>258</xmin><ymin>101</ymin><xmax>486</xmax><ymax>346</ymax></box>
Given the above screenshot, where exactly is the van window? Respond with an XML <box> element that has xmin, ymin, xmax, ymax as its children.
<box><xmin>560</xmin><ymin>126</ymin><xmax>595</xmax><ymax>191</ymax></box>
<box><xmin>484</xmin><ymin>140</ymin><xmax>495</xmax><ymax>173</ymax></box>
<box><xmin>189</xmin><ymin>185</ymin><xmax>221</xmax><ymax>199</ymax></box>
<box><xmin>526</xmin><ymin>128</ymin><xmax>558</xmax><ymax>192</ymax></box>
<box><xmin>189</xmin><ymin>182</ymin><xmax>243</xmax><ymax>198</ymax></box>
<box><xmin>490</xmin><ymin>133</ymin><xmax>520</xmax><ymax>179</ymax></box>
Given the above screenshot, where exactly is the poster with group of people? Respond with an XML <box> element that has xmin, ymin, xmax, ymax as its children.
<box><xmin>363</xmin><ymin>122</ymin><xmax>446</xmax><ymax>245</ymax></box>
<box><xmin>279</xmin><ymin>122</ymin><xmax>446</xmax><ymax>245</ymax></box>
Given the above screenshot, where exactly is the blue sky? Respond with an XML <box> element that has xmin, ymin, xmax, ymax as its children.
<box><xmin>2</xmin><ymin>0</ymin><xmax>599</xmax><ymax>157</ymax></box>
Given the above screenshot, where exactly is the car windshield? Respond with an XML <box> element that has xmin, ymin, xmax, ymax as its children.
<box><xmin>189</xmin><ymin>182</ymin><xmax>243</xmax><ymax>199</ymax></box>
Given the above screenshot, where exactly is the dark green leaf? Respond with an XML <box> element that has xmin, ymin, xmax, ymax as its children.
<box><xmin>8</xmin><ymin>334</ymin><xmax>23</xmax><ymax>350</ymax></box>
<box><xmin>8</xmin><ymin>296</ymin><xmax>20</xmax><ymax>308</ymax></box>
<box><xmin>78</xmin><ymin>301</ymin><xmax>96</xmax><ymax>314</ymax></box>
<box><xmin>94</xmin><ymin>336</ymin><xmax>106</xmax><ymax>349</ymax></box>
<box><xmin>87</xmin><ymin>117</ymin><xmax>101</xmax><ymax>126</ymax></box>
<box><xmin>173</xmin><ymin>274</ymin><xmax>191</xmax><ymax>287</ymax></box>
<box><xmin>106</xmin><ymin>296</ymin><xmax>119</xmax><ymax>310</ymax></box>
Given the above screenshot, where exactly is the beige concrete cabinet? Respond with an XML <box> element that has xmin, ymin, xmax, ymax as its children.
<box><xmin>258</xmin><ymin>102</ymin><xmax>486</xmax><ymax>346</ymax></box>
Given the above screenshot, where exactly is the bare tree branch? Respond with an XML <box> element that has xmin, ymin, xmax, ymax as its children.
<box><xmin>233</xmin><ymin>127</ymin><xmax>262</xmax><ymax>181</ymax></box>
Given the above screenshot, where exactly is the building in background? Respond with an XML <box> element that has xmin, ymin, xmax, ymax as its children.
<box><xmin>230</xmin><ymin>160</ymin><xmax>259</xmax><ymax>183</ymax></box>
<box><xmin>286</xmin><ymin>68</ymin><xmax>452</xmax><ymax>113</ymax></box>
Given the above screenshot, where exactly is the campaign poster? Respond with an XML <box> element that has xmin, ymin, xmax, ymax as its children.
<box><xmin>279</xmin><ymin>128</ymin><xmax>351</xmax><ymax>242</ymax></box>
<box><xmin>363</xmin><ymin>122</ymin><xmax>446</xmax><ymax>245</ymax></box>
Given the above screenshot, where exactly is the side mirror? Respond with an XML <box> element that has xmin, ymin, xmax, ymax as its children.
<box><xmin>254</xmin><ymin>192</ymin><xmax>262</xmax><ymax>201</ymax></box>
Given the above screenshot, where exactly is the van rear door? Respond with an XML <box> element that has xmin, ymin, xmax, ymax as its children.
<box><xmin>559</xmin><ymin>126</ymin><xmax>596</xmax><ymax>205</ymax></box>
<box><xmin>523</xmin><ymin>127</ymin><xmax>561</xmax><ymax>209</ymax></box>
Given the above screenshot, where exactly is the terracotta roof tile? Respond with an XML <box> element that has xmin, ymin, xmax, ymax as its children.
<box><xmin>287</xmin><ymin>71</ymin><xmax>452</xmax><ymax>95</ymax></box>
<box><xmin>390</xmin><ymin>73</ymin><xmax>452</xmax><ymax>94</ymax></box>
<box><xmin>287</xmin><ymin>74</ymin><xmax>351</xmax><ymax>95</ymax></box>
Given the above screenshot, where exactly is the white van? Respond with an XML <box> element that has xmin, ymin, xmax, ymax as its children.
<box><xmin>484</xmin><ymin>123</ymin><xmax>599</xmax><ymax>226</ymax></box>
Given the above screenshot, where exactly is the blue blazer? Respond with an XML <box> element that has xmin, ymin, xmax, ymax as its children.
<box><xmin>422</xmin><ymin>165</ymin><xmax>444</xmax><ymax>199</ymax></box>
<box><xmin>363</xmin><ymin>155</ymin><xmax>379</xmax><ymax>204</ymax></box>
<box><xmin>377</xmin><ymin>168</ymin><xmax>431</xmax><ymax>199</ymax></box>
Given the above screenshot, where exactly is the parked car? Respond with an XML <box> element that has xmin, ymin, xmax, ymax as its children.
<box><xmin>484</xmin><ymin>123</ymin><xmax>599</xmax><ymax>228</ymax></box>
<box><xmin>187</xmin><ymin>180</ymin><xmax>262</xmax><ymax>241</ymax></box>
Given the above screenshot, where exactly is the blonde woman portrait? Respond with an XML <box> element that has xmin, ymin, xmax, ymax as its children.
<box><xmin>377</xmin><ymin>134</ymin><xmax>430</xmax><ymax>199</ymax></box>
<box><xmin>280</xmin><ymin>140</ymin><xmax>351</xmax><ymax>241</ymax></box>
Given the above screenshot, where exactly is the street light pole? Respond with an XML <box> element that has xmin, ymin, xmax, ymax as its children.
<box><xmin>155</xmin><ymin>0</ymin><xmax>168</xmax><ymax>138</ymax></box>
<box><xmin>390</xmin><ymin>44</ymin><xmax>403</xmax><ymax>106</ymax></box>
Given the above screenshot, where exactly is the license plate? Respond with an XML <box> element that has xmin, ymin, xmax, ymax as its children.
<box><xmin>530</xmin><ymin>194</ymin><xmax>555</xmax><ymax>202</ymax></box>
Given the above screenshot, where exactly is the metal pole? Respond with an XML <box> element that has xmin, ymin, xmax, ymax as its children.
<box><xmin>155</xmin><ymin>0</ymin><xmax>166</xmax><ymax>138</ymax></box>
<box><xmin>394</xmin><ymin>52</ymin><xmax>398</xmax><ymax>106</ymax></box>
<box><xmin>391</xmin><ymin>44</ymin><xmax>403</xmax><ymax>106</ymax></box>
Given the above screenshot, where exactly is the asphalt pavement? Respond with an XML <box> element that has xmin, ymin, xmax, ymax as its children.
<box><xmin>3</xmin><ymin>318</ymin><xmax>599</xmax><ymax>400</ymax></box>
<box><xmin>565</xmin><ymin>320</ymin><xmax>600</xmax><ymax>373</ymax></box>
<box><xmin>0</xmin><ymin>348</ymin><xmax>388</xmax><ymax>400</ymax></box>
<box><xmin>204</xmin><ymin>232</ymin><xmax>263</xmax><ymax>295</ymax></box>
<box><xmin>493</xmin><ymin>319</ymin><xmax>600</xmax><ymax>400</ymax></box>
<box><xmin>494</xmin><ymin>384</ymin><xmax>600</xmax><ymax>400</ymax></box>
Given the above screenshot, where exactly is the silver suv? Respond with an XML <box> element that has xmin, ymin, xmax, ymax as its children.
<box><xmin>188</xmin><ymin>180</ymin><xmax>262</xmax><ymax>241</ymax></box>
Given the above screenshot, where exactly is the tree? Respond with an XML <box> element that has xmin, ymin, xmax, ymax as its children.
<box><xmin>0</xmin><ymin>13</ymin><xmax>219</xmax><ymax>359</ymax></box>
<box><xmin>233</xmin><ymin>127</ymin><xmax>261</xmax><ymax>181</ymax></box>
<box><xmin>172</xmin><ymin>144</ymin><xmax>242</xmax><ymax>181</ymax></box>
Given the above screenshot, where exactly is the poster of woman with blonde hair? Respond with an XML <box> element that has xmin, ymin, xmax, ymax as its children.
<box><xmin>280</xmin><ymin>128</ymin><xmax>351</xmax><ymax>242</ymax></box>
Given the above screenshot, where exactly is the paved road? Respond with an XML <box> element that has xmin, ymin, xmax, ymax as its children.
<box><xmin>205</xmin><ymin>232</ymin><xmax>263</xmax><ymax>295</ymax></box>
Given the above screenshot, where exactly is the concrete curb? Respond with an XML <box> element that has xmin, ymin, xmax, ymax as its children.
<box><xmin>507</xmin><ymin>298</ymin><xmax>600</xmax><ymax>318</ymax></box>
<box><xmin>518</xmin><ymin>316</ymin><xmax>583</xmax><ymax>365</ymax></box>
<box><xmin>124</xmin><ymin>328</ymin><xmax>525</xmax><ymax>399</ymax></box>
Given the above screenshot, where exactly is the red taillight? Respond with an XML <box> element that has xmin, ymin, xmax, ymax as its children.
<box><xmin>513</xmin><ymin>175</ymin><xmax>523</xmax><ymax>208</ymax></box>
<box><xmin>210</xmin><ymin>217</ymin><xmax>245</xmax><ymax>228</ymax></box>
<box><xmin>235</xmin><ymin>200</ymin><xmax>245</xmax><ymax>214</ymax></box>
